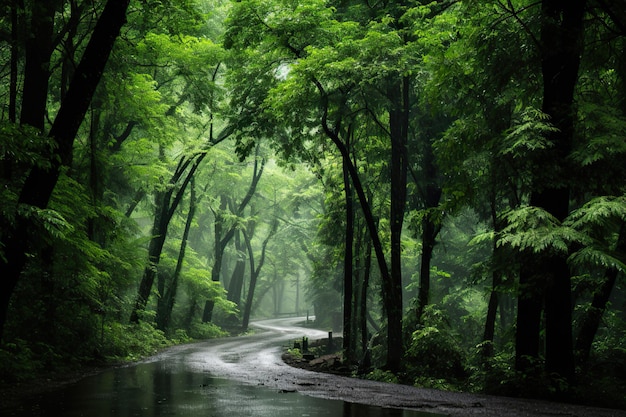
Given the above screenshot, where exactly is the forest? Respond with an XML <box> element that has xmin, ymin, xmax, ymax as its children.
<box><xmin>1</xmin><ymin>0</ymin><xmax>625</xmax><ymax>409</ymax></box>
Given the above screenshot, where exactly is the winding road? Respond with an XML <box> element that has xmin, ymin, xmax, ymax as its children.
<box><xmin>142</xmin><ymin>317</ymin><xmax>625</xmax><ymax>417</ymax></box>
<box><xmin>3</xmin><ymin>317</ymin><xmax>626</xmax><ymax>416</ymax></box>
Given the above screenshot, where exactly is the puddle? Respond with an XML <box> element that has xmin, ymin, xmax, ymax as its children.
<box><xmin>2</xmin><ymin>361</ymin><xmax>447</xmax><ymax>416</ymax></box>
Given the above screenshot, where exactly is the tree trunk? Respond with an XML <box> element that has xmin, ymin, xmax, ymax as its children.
<box><xmin>483</xmin><ymin>194</ymin><xmax>503</xmax><ymax>357</ymax></box>
<box><xmin>515</xmin><ymin>260</ymin><xmax>544</xmax><ymax>373</ymax></box>
<box><xmin>360</xmin><ymin>225</ymin><xmax>373</xmax><ymax>355</ymax></box>
<box><xmin>516</xmin><ymin>0</ymin><xmax>586</xmax><ymax>384</ymax></box>
<box><xmin>414</xmin><ymin>133</ymin><xmax>442</xmax><ymax>327</ymax></box>
<box><xmin>242</xmin><ymin>221</ymin><xmax>276</xmax><ymax>330</ymax></box>
<box><xmin>342</xmin><ymin>158</ymin><xmax>355</xmax><ymax>363</ymax></box>
<box><xmin>130</xmin><ymin>153</ymin><xmax>205</xmax><ymax>323</ymax></box>
<box><xmin>575</xmin><ymin>224</ymin><xmax>625</xmax><ymax>365</ymax></box>
<box><xmin>156</xmin><ymin>177</ymin><xmax>197</xmax><ymax>332</ymax></box>
<box><xmin>130</xmin><ymin>188</ymin><xmax>169</xmax><ymax>324</ymax></box>
<box><xmin>385</xmin><ymin>77</ymin><xmax>410</xmax><ymax>371</ymax></box>
<box><xmin>204</xmin><ymin>157</ymin><xmax>264</xmax><ymax>322</ymax></box>
<box><xmin>20</xmin><ymin>0</ymin><xmax>58</xmax><ymax>130</ymax></box>
<box><xmin>536</xmin><ymin>0</ymin><xmax>586</xmax><ymax>383</ymax></box>
<box><xmin>227</xmin><ymin>230</ymin><xmax>247</xmax><ymax>307</ymax></box>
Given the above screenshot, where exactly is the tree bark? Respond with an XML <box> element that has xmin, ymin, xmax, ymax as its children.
<box><xmin>313</xmin><ymin>77</ymin><xmax>401</xmax><ymax>370</ymax></box>
<box><xmin>414</xmin><ymin>134</ymin><xmax>442</xmax><ymax>326</ymax></box>
<box><xmin>385</xmin><ymin>77</ymin><xmax>410</xmax><ymax>371</ymax></box>
<box><xmin>20</xmin><ymin>0</ymin><xmax>58</xmax><ymax>130</ymax></box>
<box><xmin>483</xmin><ymin>191</ymin><xmax>503</xmax><ymax>357</ymax></box>
<box><xmin>156</xmin><ymin>177</ymin><xmax>198</xmax><ymax>332</ymax></box>
<box><xmin>575</xmin><ymin>224</ymin><xmax>626</xmax><ymax>365</ymax></box>
<box><xmin>227</xmin><ymin>230</ymin><xmax>247</xmax><ymax>307</ymax></box>
<box><xmin>342</xmin><ymin>157</ymin><xmax>355</xmax><ymax>363</ymax></box>
<box><xmin>130</xmin><ymin>153</ymin><xmax>205</xmax><ymax>323</ymax></box>
<box><xmin>539</xmin><ymin>0</ymin><xmax>586</xmax><ymax>383</ymax></box>
<box><xmin>241</xmin><ymin>221</ymin><xmax>276</xmax><ymax>330</ymax></box>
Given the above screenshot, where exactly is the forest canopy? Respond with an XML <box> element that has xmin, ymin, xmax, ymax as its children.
<box><xmin>1</xmin><ymin>0</ymin><xmax>625</xmax><ymax>408</ymax></box>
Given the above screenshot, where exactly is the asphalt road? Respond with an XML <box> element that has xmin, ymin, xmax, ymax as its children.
<box><xmin>142</xmin><ymin>317</ymin><xmax>626</xmax><ymax>417</ymax></box>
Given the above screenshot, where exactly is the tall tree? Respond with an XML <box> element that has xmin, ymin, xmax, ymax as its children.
<box><xmin>515</xmin><ymin>0</ymin><xmax>586</xmax><ymax>383</ymax></box>
<box><xmin>0</xmin><ymin>0</ymin><xmax>131</xmax><ymax>342</ymax></box>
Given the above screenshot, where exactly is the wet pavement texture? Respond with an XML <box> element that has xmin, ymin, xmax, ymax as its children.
<box><xmin>4</xmin><ymin>362</ymin><xmax>434</xmax><ymax>416</ymax></box>
<box><xmin>2</xmin><ymin>317</ymin><xmax>626</xmax><ymax>417</ymax></box>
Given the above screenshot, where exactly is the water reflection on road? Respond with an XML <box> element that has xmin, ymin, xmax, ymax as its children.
<box><xmin>6</xmin><ymin>360</ymin><xmax>437</xmax><ymax>417</ymax></box>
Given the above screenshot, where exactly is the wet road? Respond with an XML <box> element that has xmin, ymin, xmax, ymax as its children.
<box><xmin>3</xmin><ymin>317</ymin><xmax>626</xmax><ymax>416</ymax></box>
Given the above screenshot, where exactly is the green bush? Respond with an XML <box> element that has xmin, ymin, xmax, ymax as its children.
<box><xmin>363</xmin><ymin>369</ymin><xmax>399</xmax><ymax>384</ymax></box>
<box><xmin>0</xmin><ymin>339</ymin><xmax>39</xmax><ymax>382</ymax></box>
<box><xmin>187</xmin><ymin>321</ymin><xmax>228</xmax><ymax>340</ymax></box>
<box><xmin>405</xmin><ymin>325</ymin><xmax>467</xmax><ymax>388</ymax></box>
<box><xmin>101</xmin><ymin>321</ymin><xmax>170</xmax><ymax>361</ymax></box>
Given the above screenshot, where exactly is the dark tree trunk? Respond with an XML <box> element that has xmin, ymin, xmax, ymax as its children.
<box><xmin>414</xmin><ymin>132</ymin><xmax>442</xmax><ymax>327</ymax></box>
<box><xmin>204</xmin><ymin>157</ymin><xmax>264</xmax><ymax>322</ymax></box>
<box><xmin>385</xmin><ymin>77</ymin><xmax>410</xmax><ymax>371</ymax></box>
<box><xmin>130</xmin><ymin>189</ymin><xmax>169</xmax><ymax>324</ymax></box>
<box><xmin>516</xmin><ymin>0</ymin><xmax>586</xmax><ymax>384</ymax></box>
<box><xmin>313</xmin><ymin>76</ymin><xmax>399</xmax><ymax>371</ymax></box>
<box><xmin>211</xmin><ymin>195</ymin><xmax>228</xmax><ymax>283</ymax></box>
<box><xmin>360</xmin><ymin>226</ymin><xmax>372</xmax><ymax>355</ymax></box>
<box><xmin>343</xmin><ymin>158</ymin><xmax>355</xmax><ymax>363</ymax></box>
<box><xmin>227</xmin><ymin>230</ymin><xmax>247</xmax><ymax>307</ymax></box>
<box><xmin>536</xmin><ymin>0</ymin><xmax>585</xmax><ymax>383</ymax></box>
<box><xmin>156</xmin><ymin>178</ymin><xmax>197</xmax><ymax>332</ymax></box>
<box><xmin>483</xmin><ymin>195</ymin><xmax>503</xmax><ymax>357</ymax></box>
<box><xmin>0</xmin><ymin>0</ymin><xmax>131</xmax><ymax>342</ymax></box>
<box><xmin>575</xmin><ymin>224</ymin><xmax>626</xmax><ymax>365</ymax></box>
<box><xmin>130</xmin><ymin>153</ymin><xmax>205</xmax><ymax>323</ymax></box>
<box><xmin>515</xmin><ymin>260</ymin><xmax>544</xmax><ymax>373</ymax></box>
<box><xmin>241</xmin><ymin>221</ymin><xmax>276</xmax><ymax>330</ymax></box>
<box><xmin>20</xmin><ymin>0</ymin><xmax>58</xmax><ymax>130</ymax></box>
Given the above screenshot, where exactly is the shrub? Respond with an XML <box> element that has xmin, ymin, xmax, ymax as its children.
<box><xmin>363</xmin><ymin>369</ymin><xmax>399</xmax><ymax>384</ymax></box>
<box><xmin>405</xmin><ymin>325</ymin><xmax>467</xmax><ymax>388</ymax></box>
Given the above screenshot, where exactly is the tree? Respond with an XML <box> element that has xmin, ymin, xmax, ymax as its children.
<box><xmin>0</xmin><ymin>0</ymin><xmax>132</xmax><ymax>342</ymax></box>
<box><xmin>514</xmin><ymin>0</ymin><xmax>586</xmax><ymax>383</ymax></box>
<box><xmin>202</xmin><ymin>151</ymin><xmax>265</xmax><ymax>323</ymax></box>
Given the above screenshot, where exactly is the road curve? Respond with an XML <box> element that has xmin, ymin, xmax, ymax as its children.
<box><xmin>144</xmin><ymin>317</ymin><xmax>626</xmax><ymax>417</ymax></box>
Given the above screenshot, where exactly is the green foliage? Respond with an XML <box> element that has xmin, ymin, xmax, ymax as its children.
<box><xmin>500</xmin><ymin>108</ymin><xmax>557</xmax><ymax>158</ymax></box>
<box><xmin>363</xmin><ymin>369</ymin><xmax>399</xmax><ymax>384</ymax></box>
<box><xmin>0</xmin><ymin>122</ymin><xmax>56</xmax><ymax>171</ymax></box>
<box><xmin>100</xmin><ymin>321</ymin><xmax>170</xmax><ymax>361</ymax></box>
<box><xmin>0</xmin><ymin>340</ymin><xmax>40</xmax><ymax>382</ymax></box>
<box><xmin>498</xmin><ymin>206</ymin><xmax>585</xmax><ymax>254</ymax></box>
<box><xmin>404</xmin><ymin>305</ymin><xmax>467</xmax><ymax>388</ymax></box>
<box><xmin>186</xmin><ymin>321</ymin><xmax>228</xmax><ymax>340</ymax></box>
<box><xmin>287</xmin><ymin>347</ymin><xmax>303</xmax><ymax>360</ymax></box>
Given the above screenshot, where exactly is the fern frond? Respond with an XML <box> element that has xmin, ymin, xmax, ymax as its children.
<box><xmin>18</xmin><ymin>204</ymin><xmax>75</xmax><ymax>240</ymax></box>
<box><xmin>569</xmin><ymin>246</ymin><xmax>626</xmax><ymax>273</ymax></box>
<box><xmin>500</xmin><ymin>107</ymin><xmax>558</xmax><ymax>158</ymax></box>
<box><xmin>498</xmin><ymin>206</ymin><xmax>586</xmax><ymax>254</ymax></box>
<box><xmin>566</xmin><ymin>196</ymin><xmax>626</xmax><ymax>231</ymax></box>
